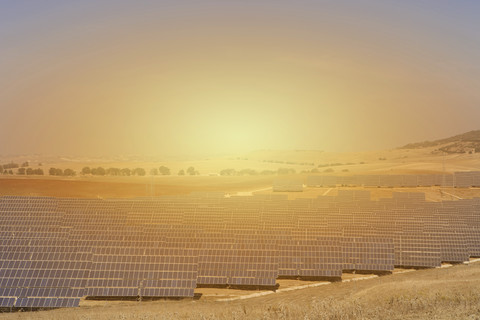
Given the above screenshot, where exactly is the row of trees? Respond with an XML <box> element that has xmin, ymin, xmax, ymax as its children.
<box><xmin>0</xmin><ymin>162</ymin><xmax>19</xmax><ymax>170</ymax></box>
<box><xmin>1</xmin><ymin>165</ymin><xmax>318</xmax><ymax>177</ymax></box>
<box><xmin>2</xmin><ymin>169</ymin><xmax>43</xmax><ymax>175</ymax></box>
<box><xmin>81</xmin><ymin>166</ymin><xmax>198</xmax><ymax>176</ymax></box>
<box><xmin>150</xmin><ymin>166</ymin><xmax>171</xmax><ymax>176</ymax></box>
<box><xmin>81</xmin><ymin>167</ymin><xmax>146</xmax><ymax>176</ymax></box>
<box><xmin>1</xmin><ymin>164</ymin><xmax>44</xmax><ymax>175</ymax></box>
<box><xmin>17</xmin><ymin>168</ymin><xmax>44</xmax><ymax>175</ymax></box>
<box><xmin>9</xmin><ymin>165</ymin><xmax>203</xmax><ymax>177</ymax></box>
<box><xmin>178</xmin><ymin>167</ymin><xmax>199</xmax><ymax>176</ymax></box>
<box><xmin>0</xmin><ymin>162</ymin><xmax>39</xmax><ymax>171</ymax></box>
<box><xmin>49</xmin><ymin>168</ymin><xmax>76</xmax><ymax>176</ymax></box>
<box><xmin>79</xmin><ymin>166</ymin><xmax>201</xmax><ymax>176</ymax></box>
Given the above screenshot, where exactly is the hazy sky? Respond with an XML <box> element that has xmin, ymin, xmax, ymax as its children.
<box><xmin>1</xmin><ymin>1</ymin><xmax>480</xmax><ymax>157</ymax></box>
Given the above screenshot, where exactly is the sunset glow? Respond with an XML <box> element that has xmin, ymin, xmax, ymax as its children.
<box><xmin>1</xmin><ymin>1</ymin><xmax>480</xmax><ymax>156</ymax></box>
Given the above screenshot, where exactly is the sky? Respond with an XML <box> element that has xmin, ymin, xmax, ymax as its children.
<box><xmin>1</xmin><ymin>0</ymin><xmax>480</xmax><ymax>157</ymax></box>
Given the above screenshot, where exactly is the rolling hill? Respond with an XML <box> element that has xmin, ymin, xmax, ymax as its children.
<box><xmin>400</xmin><ymin>130</ymin><xmax>480</xmax><ymax>154</ymax></box>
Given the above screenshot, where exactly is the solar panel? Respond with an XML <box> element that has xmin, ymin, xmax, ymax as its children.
<box><xmin>306</xmin><ymin>173</ymin><xmax>469</xmax><ymax>188</ymax></box>
<box><xmin>341</xmin><ymin>236</ymin><xmax>395</xmax><ymax>273</ymax></box>
<box><xmin>278</xmin><ymin>237</ymin><xmax>342</xmax><ymax>279</ymax></box>
<box><xmin>0</xmin><ymin>297</ymin><xmax>15</xmax><ymax>307</ymax></box>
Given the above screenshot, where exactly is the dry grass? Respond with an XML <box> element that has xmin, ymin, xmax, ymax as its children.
<box><xmin>2</xmin><ymin>263</ymin><xmax>480</xmax><ymax>320</ymax></box>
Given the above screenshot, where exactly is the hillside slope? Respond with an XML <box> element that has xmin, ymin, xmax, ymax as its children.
<box><xmin>400</xmin><ymin>130</ymin><xmax>480</xmax><ymax>154</ymax></box>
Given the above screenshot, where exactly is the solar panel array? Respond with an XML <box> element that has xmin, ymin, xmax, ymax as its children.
<box><xmin>307</xmin><ymin>171</ymin><xmax>480</xmax><ymax>188</ymax></box>
<box><xmin>454</xmin><ymin>171</ymin><xmax>480</xmax><ymax>188</ymax></box>
<box><xmin>0</xmin><ymin>197</ymin><xmax>88</xmax><ymax>308</ymax></box>
<box><xmin>0</xmin><ymin>190</ymin><xmax>479</xmax><ymax>309</ymax></box>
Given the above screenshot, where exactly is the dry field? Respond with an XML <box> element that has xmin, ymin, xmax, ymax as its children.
<box><xmin>1</xmin><ymin>262</ymin><xmax>479</xmax><ymax>319</ymax></box>
<box><xmin>0</xmin><ymin>176</ymin><xmax>274</xmax><ymax>198</ymax></box>
<box><xmin>1</xmin><ymin>175</ymin><xmax>480</xmax><ymax>201</ymax></box>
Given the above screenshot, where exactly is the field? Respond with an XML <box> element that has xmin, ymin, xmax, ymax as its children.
<box><xmin>1</xmin><ymin>176</ymin><xmax>479</xmax><ymax>202</ymax></box>
<box><xmin>1</xmin><ymin>144</ymin><xmax>479</xmax><ymax>200</ymax></box>
<box><xmin>0</xmin><ymin>176</ymin><xmax>274</xmax><ymax>199</ymax></box>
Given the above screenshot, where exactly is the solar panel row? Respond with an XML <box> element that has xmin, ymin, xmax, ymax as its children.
<box><xmin>0</xmin><ymin>193</ymin><xmax>479</xmax><ymax>309</ymax></box>
<box><xmin>307</xmin><ymin>171</ymin><xmax>480</xmax><ymax>188</ymax></box>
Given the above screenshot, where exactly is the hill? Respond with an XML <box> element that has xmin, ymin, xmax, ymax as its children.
<box><xmin>400</xmin><ymin>130</ymin><xmax>480</xmax><ymax>154</ymax></box>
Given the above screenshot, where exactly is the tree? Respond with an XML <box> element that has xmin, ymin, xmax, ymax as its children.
<box><xmin>21</xmin><ymin>161</ymin><xmax>29</xmax><ymax>167</ymax></box>
<box><xmin>178</xmin><ymin>169</ymin><xmax>185</xmax><ymax>176</ymax></box>
<box><xmin>220</xmin><ymin>168</ymin><xmax>236</xmax><ymax>176</ymax></box>
<box><xmin>26</xmin><ymin>168</ymin><xmax>34</xmax><ymax>175</ymax></box>
<box><xmin>64</xmin><ymin>168</ymin><xmax>76</xmax><ymax>176</ymax></box>
<box><xmin>92</xmin><ymin>167</ymin><xmax>105</xmax><ymax>176</ymax></box>
<box><xmin>55</xmin><ymin>168</ymin><xmax>63</xmax><ymax>176</ymax></box>
<box><xmin>49</xmin><ymin>167</ymin><xmax>56</xmax><ymax>176</ymax></box>
<box><xmin>187</xmin><ymin>166</ymin><xmax>196</xmax><ymax>176</ymax></box>
<box><xmin>35</xmin><ymin>168</ymin><xmax>44</xmax><ymax>175</ymax></box>
<box><xmin>0</xmin><ymin>165</ymin><xmax>3</xmax><ymax>172</ymax></box>
<box><xmin>4</xmin><ymin>162</ymin><xmax>19</xmax><ymax>169</ymax></box>
<box><xmin>133</xmin><ymin>168</ymin><xmax>146</xmax><ymax>176</ymax></box>
<box><xmin>81</xmin><ymin>167</ymin><xmax>91</xmax><ymax>175</ymax></box>
<box><xmin>121</xmin><ymin>168</ymin><xmax>131</xmax><ymax>176</ymax></box>
<box><xmin>150</xmin><ymin>168</ymin><xmax>159</xmax><ymax>176</ymax></box>
<box><xmin>106</xmin><ymin>167</ymin><xmax>121</xmax><ymax>176</ymax></box>
<box><xmin>8</xmin><ymin>170</ymin><xmax>13</xmax><ymax>175</ymax></box>
<box><xmin>17</xmin><ymin>168</ymin><xmax>26</xmax><ymax>175</ymax></box>
<box><xmin>238</xmin><ymin>168</ymin><xmax>257</xmax><ymax>176</ymax></box>
<box><xmin>159</xmin><ymin>166</ymin><xmax>170</xmax><ymax>175</ymax></box>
